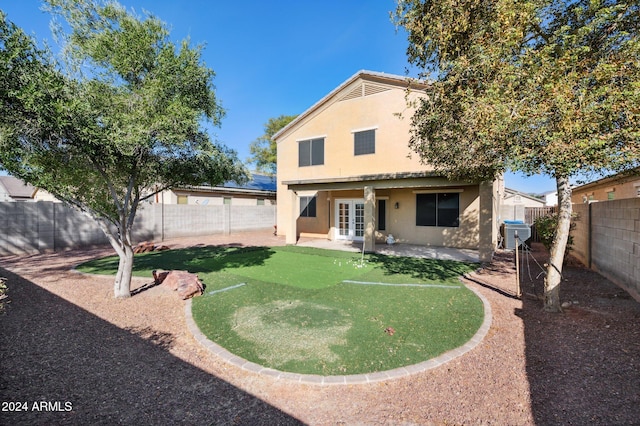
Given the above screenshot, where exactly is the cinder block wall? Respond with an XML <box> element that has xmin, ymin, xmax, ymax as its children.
<box><xmin>571</xmin><ymin>203</ymin><xmax>590</xmax><ymax>266</ymax></box>
<box><xmin>53</xmin><ymin>204</ymin><xmax>110</xmax><ymax>249</ymax></box>
<box><xmin>571</xmin><ymin>198</ymin><xmax>640</xmax><ymax>302</ymax></box>
<box><xmin>230</xmin><ymin>205</ymin><xmax>277</xmax><ymax>232</ymax></box>
<box><xmin>0</xmin><ymin>202</ymin><xmax>108</xmax><ymax>254</ymax></box>
<box><xmin>0</xmin><ymin>202</ymin><xmax>47</xmax><ymax>254</ymax></box>
<box><xmin>591</xmin><ymin>199</ymin><xmax>640</xmax><ymax>301</ymax></box>
<box><xmin>153</xmin><ymin>204</ymin><xmax>227</xmax><ymax>240</ymax></box>
<box><xmin>0</xmin><ymin>202</ymin><xmax>276</xmax><ymax>255</ymax></box>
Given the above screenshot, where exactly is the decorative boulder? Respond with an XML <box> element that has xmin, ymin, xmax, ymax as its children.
<box><xmin>153</xmin><ymin>270</ymin><xmax>204</xmax><ymax>300</ymax></box>
<box><xmin>134</xmin><ymin>242</ymin><xmax>170</xmax><ymax>253</ymax></box>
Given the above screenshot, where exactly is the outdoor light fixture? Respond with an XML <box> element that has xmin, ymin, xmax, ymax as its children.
<box><xmin>394</xmin><ymin>202</ymin><xmax>399</xmax><ymax>209</ymax></box>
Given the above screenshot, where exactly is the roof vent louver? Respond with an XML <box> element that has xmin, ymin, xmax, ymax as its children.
<box><xmin>339</xmin><ymin>82</ymin><xmax>391</xmax><ymax>102</ymax></box>
<box><xmin>364</xmin><ymin>83</ymin><xmax>390</xmax><ymax>96</ymax></box>
<box><xmin>340</xmin><ymin>84</ymin><xmax>363</xmax><ymax>101</ymax></box>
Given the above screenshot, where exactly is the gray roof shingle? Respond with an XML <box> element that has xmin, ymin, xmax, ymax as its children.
<box><xmin>0</xmin><ymin>176</ymin><xmax>36</xmax><ymax>199</ymax></box>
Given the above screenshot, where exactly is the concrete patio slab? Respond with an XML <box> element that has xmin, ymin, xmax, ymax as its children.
<box><xmin>295</xmin><ymin>237</ymin><xmax>480</xmax><ymax>263</ymax></box>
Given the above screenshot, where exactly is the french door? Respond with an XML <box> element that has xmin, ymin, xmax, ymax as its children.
<box><xmin>335</xmin><ymin>199</ymin><xmax>365</xmax><ymax>241</ymax></box>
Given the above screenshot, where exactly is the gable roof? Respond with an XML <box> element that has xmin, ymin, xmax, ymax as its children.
<box><xmin>273</xmin><ymin>70</ymin><xmax>429</xmax><ymax>141</ymax></box>
<box><xmin>0</xmin><ymin>176</ymin><xmax>36</xmax><ymax>199</ymax></box>
<box><xmin>504</xmin><ymin>187</ymin><xmax>546</xmax><ymax>204</ymax></box>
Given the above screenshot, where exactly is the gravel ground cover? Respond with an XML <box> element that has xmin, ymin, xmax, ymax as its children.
<box><xmin>1</xmin><ymin>231</ymin><xmax>639</xmax><ymax>425</ymax></box>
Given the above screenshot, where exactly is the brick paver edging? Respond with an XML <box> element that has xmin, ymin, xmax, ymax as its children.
<box><xmin>185</xmin><ymin>279</ymin><xmax>492</xmax><ymax>386</ymax></box>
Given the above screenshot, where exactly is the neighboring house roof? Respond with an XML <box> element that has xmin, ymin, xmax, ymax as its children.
<box><xmin>273</xmin><ymin>70</ymin><xmax>430</xmax><ymax>141</ymax></box>
<box><xmin>179</xmin><ymin>173</ymin><xmax>276</xmax><ymax>197</ymax></box>
<box><xmin>503</xmin><ymin>187</ymin><xmax>546</xmax><ymax>204</ymax></box>
<box><xmin>571</xmin><ymin>168</ymin><xmax>640</xmax><ymax>192</ymax></box>
<box><xmin>0</xmin><ymin>176</ymin><xmax>36</xmax><ymax>200</ymax></box>
<box><xmin>219</xmin><ymin>173</ymin><xmax>276</xmax><ymax>192</ymax></box>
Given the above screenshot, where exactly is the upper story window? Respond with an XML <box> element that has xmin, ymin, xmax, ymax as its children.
<box><xmin>299</xmin><ymin>138</ymin><xmax>324</xmax><ymax>167</ymax></box>
<box><xmin>354</xmin><ymin>129</ymin><xmax>375</xmax><ymax>155</ymax></box>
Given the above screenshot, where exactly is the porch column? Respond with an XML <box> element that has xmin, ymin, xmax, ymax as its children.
<box><xmin>364</xmin><ymin>185</ymin><xmax>376</xmax><ymax>253</ymax></box>
<box><xmin>286</xmin><ymin>190</ymin><xmax>297</xmax><ymax>245</ymax></box>
<box><xmin>478</xmin><ymin>181</ymin><xmax>495</xmax><ymax>262</ymax></box>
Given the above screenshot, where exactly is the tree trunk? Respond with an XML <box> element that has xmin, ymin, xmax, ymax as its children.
<box><xmin>543</xmin><ymin>175</ymin><xmax>573</xmax><ymax>312</ymax></box>
<box><xmin>104</xmin><ymin>221</ymin><xmax>135</xmax><ymax>299</ymax></box>
<box><xmin>113</xmin><ymin>242</ymin><xmax>134</xmax><ymax>298</ymax></box>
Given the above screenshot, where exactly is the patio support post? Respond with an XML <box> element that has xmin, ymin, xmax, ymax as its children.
<box><xmin>286</xmin><ymin>190</ymin><xmax>297</xmax><ymax>245</ymax></box>
<box><xmin>478</xmin><ymin>181</ymin><xmax>495</xmax><ymax>262</ymax></box>
<box><xmin>364</xmin><ymin>185</ymin><xmax>376</xmax><ymax>252</ymax></box>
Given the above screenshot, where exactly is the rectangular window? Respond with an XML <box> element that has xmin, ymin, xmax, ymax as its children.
<box><xmin>300</xmin><ymin>196</ymin><xmax>317</xmax><ymax>217</ymax></box>
<box><xmin>607</xmin><ymin>191</ymin><xmax>615</xmax><ymax>200</ymax></box>
<box><xmin>257</xmin><ymin>199</ymin><xmax>265</xmax><ymax>205</ymax></box>
<box><xmin>377</xmin><ymin>199</ymin><xmax>386</xmax><ymax>231</ymax></box>
<box><xmin>416</xmin><ymin>193</ymin><xmax>460</xmax><ymax>227</ymax></box>
<box><xmin>298</xmin><ymin>138</ymin><xmax>324</xmax><ymax>167</ymax></box>
<box><xmin>437</xmin><ymin>193</ymin><xmax>460</xmax><ymax>227</ymax></box>
<box><xmin>354</xmin><ymin>129</ymin><xmax>375</xmax><ymax>155</ymax></box>
<box><xmin>223</xmin><ymin>197</ymin><xmax>232</xmax><ymax>205</ymax></box>
<box><xmin>177</xmin><ymin>195</ymin><xmax>188</xmax><ymax>205</ymax></box>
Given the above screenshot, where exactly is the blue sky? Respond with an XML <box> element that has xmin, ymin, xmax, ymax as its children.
<box><xmin>2</xmin><ymin>0</ymin><xmax>557</xmax><ymax>194</ymax></box>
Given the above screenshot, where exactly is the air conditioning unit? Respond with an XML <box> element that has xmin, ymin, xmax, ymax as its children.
<box><xmin>504</xmin><ymin>223</ymin><xmax>531</xmax><ymax>249</ymax></box>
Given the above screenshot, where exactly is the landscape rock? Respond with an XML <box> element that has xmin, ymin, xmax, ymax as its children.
<box><xmin>134</xmin><ymin>242</ymin><xmax>170</xmax><ymax>254</ymax></box>
<box><xmin>153</xmin><ymin>270</ymin><xmax>204</xmax><ymax>300</ymax></box>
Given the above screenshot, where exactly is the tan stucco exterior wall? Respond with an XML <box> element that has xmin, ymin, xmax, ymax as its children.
<box><xmin>277</xmin><ymin>80</ymin><xmax>428</xmax><ymax>237</ymax></box>
<box><xmin>276</xmin><ymin>85</ymin><xmax>429</xmax><ymax>186</ymax></box>
<box><xmin>276</xmin><ymin>73</ymin><xmax>498</xmax><ymax>260</ymax></box>
<box><xmin>571</xmin><ymin>177</ymin><xmax>640</xmax><ymax>204</ymax></box>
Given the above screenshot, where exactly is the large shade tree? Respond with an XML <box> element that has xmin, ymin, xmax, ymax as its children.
<box><xmin>0</xmin><ymin>1</ymin><xmax>247</xmax><ymax>298</ymax></box>
<box><xmin>393</xmin><ymin>0</ymin><xmax>639</xmax><ymax>311</ymax></box>
<box><xmin>248</xmin><ymin>114</ymin><xmax>297</xmax><ymax>174</ymax></box>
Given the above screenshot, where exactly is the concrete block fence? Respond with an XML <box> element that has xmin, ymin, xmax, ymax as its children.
<box><xmin>571</xmin><ymin>198</ymin><xmax>640</xmax><ymax>302</ymax></box>
<box><xmin>0</xmin><ymin>202</ymin><xmax>276</xmax><ymax>256</ymax></box>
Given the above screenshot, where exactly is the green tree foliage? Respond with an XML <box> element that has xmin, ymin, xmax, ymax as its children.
<box><xmin>0</xmin><ymin>1</ymin><xmax>247</xmax><ymax>298</ymax></box>
<box><xmin>394</xmin><ymin>0</ymin><xmax>639</xmax><ymax>311</ymax></box>
<box><xmin>248</xmin><ymin>114</ymin><xmax>297</xmax><ymax>174</ymax></box>
<box><xmin>534</xmin><ymin>213</ymin><xmax>576</xmax><ymax>256</ymax></box>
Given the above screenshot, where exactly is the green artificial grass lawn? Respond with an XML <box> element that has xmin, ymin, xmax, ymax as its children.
<box><xmin>78</xmin><ymin>245</ymin><xmax>483</xmax><ymax>376</ymax></box>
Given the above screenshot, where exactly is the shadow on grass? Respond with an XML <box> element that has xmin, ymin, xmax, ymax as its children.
<box><xmin>82</xmin><ymin>246</ymin><xmax>478</xmax><ymax>286</ymax></box>
<box><xmin>367</xmin><ymin>253</ymin><xmax>477</xmax><ymax>281</ymax></box>
<box><xmin>80</xmin><ymin>245</ymin><xmax>276</xmax><ymax>276</ymax></box>
<box><xmin>0</xmin><ymin>266</ymin><xmax>302</xmax><ymax>425</ymax></box>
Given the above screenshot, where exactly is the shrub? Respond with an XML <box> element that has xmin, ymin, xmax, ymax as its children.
<box><xmin>534</xmin><ymin>213</ymin><xmax>576</xmax><ymax>255</ymax></box>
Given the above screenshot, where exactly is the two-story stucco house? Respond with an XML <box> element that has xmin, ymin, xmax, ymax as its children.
<box><xmin>274</xmin><ymin>71</ymin><xmax>499</xmax><ymax>261</ymax></box>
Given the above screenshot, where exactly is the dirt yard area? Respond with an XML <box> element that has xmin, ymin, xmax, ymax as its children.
<box><xmin>1</xmin><ymin>232</ymin><xmax>639</xmax><ymax>425</ymax></box>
